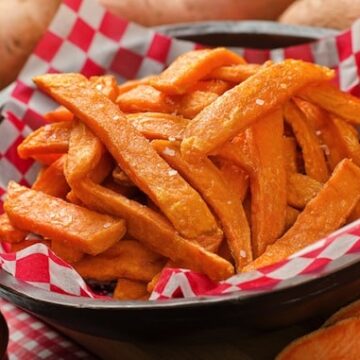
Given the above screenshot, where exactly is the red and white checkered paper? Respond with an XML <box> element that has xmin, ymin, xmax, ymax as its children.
<box><xmin>1</xmin><ymin>0</ymin><xmax>360</xmax><ymax>303</ymax></box>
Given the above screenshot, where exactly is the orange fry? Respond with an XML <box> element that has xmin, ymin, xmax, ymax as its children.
<box><xmin>4</xmin><ymin>182</ymin><xmax>126</xmax><ymax>255</ymax></box>
<box><xmin>245</xmin><ymin>159</ymin><xmax>360</xmax><ymax>271</ymax></box>
<box><xmin>287</xmin><ymin>173</ymin><xmax>322</xmax><ymax>209</ymax></box>
<box><xmin>112</xmin><ymin>166</ymin><xmax>135</xmax><ymax>187</ymax></box>
<box><xmin>150</xmin><ymin>48</ymin><xmax>245</xmax><ymax>95</ymax></box>
<box><xmin>245</xmin><ymin>110</ymin><xmax>287</xmax><ymax>257</ymax></box>
<box><xmin>126</xmin><ymin>112</ymin><xmax>188</xmax><ymax>140</ymax></box>
<box><xmin>44</xmin><ymin>106</ymin><xmax>74</xmax><ymax>123</ymax></box>
<box><xmin>284</xmin><ymin>206</ymin><xmax>300</xmax><ymax>231</ymax></box>
<box><xmin>284</xmin><ymin>101</ymin><xmax>329</xmax><ymax>182</ymax></box>
<box><xmin>73</xmin><ymin>179</ymin><xmax>234</xmax><ymax>281</ymax></box>
<box><xmin>51</xmin><ymin>240</ymin><xmax>84</xmax><ymax>264</ymax></box>
<box><xmin>181</xmin><ymin>60</ymin><xmax>334</xmax><ymax>158</ymax></box>
<box><xmin>90</xmin><ymin>75</ymin><xmax>118</xmax><ymax>102</ymax></box>
<box><xmin>0</xmin><ymin>214</ymin><xmax>26</xmax><ymax>243</ymax></box>
<box><xmin>9</xmin><ymin>239</ymin><xmax>49</xmax><ymax>253</ymax></box>
<box><xmin>17</xmin><ymin>121</ymin><xmax>72</xmax><ymax>159</ymax></box>
<box><xmin>207</xmin><ymin>63</ymin><xmax>261</xmax><ymax>82</ymax></box>
<box><xmin>116</xmin><ymin>85</ymin><xmax>175</xmax><ymax>113</ymax></box>
<box><xmin>113</xmin><ymin>279</ymin><xmax>149</xmax><ymax>300</ymax></box>
<box><xmin>299</xmin><ymin>83</ymin><xmax>360</xmax><ymax>125</ymax></box>
<box><xmin>175</xmin><ymin>90</ymin><xmax>218</xmax><ymax>119</ymax></box>
<box><xmin>188</xmin><ymin>80</ymin><xmax>233</xmax><ymax>95</ymax></box>
<box><xmin>117</xmin><ymin>75</ymin><xmax>155</xmax><ymax>96</ymax></box>
<box><xmin>34</xmin><ymin>73</ymin><xmax>219</xmax><ymax>240</ymax></box>
<box><xmin>74</xmin><ymin>240</ymin><xmax>164</xmax><ymax>282</ymax></box>
<box><xmin>277</xmin><ymin>318</ymin><xmax>360</xmax><ymax>360</ymax></box>
<box><xmin>152</xmin><ymin>140</ymin><xmax>251</xmax><ymax>269</ymax></box>
<box><xmin>283</xmin><ymin>136</ymin><xmax>298</xmax><ymax>173</ymax></box>
<box><xmin>32</xmin><ymin>154</ymin><xmax>63</xmax><ymax>165</ymax></box>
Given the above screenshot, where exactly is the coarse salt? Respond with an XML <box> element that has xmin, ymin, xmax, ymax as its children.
<box><xmin>168</xmin><ymin>169</ymin><xmax>178</xmax><ymax>176</ymax></box>
<box><xmin>103</xmin><ymin>223</ymin><xmax>111</xmax><ymax>229</ymax></box>
<box><xmin>240</xmin><ymin>250</ymin><xmax>247</xmax><ymax>258</ymax></box>
<box><xmin>280</xmin><ymin>83</ymin><xmax>287</xmax><ymax>89</ymax></box>
<box><xmin>256</xmin><ymin>99</ymin><xmax>265</xmax><ymax>106</ymax></box>
<box><xmin>163</xmin><ymin>147</ymin><xmax>176</xmax><ymax>156</ymax></box>
<box><xmin>168</xmin><ymin>136</ymin><xmax>176</xmax><ymax>142</ymax></box>
<box><xmin>315</xmin><ymin>130</ymin><xmax>322</xmax><ymax>136</ymax></box>
<box><xmin>113</xmin><ymin>115</ymin><xmax>120</xmax><ymax>120</ymax></box>
<box><xmin>96</xmin><ymin>84</ymin><xmax>103</xmax><ymax>91</ymax></box>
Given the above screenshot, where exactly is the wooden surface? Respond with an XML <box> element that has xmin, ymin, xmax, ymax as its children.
<box><xmin>51</xmin><ymin>319</ymin><xmax>323</xmax><ymax>360</ymax></box>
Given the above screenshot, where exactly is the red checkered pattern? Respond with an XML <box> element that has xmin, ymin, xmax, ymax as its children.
<box><xmin>0</xmin><ymin>298</ymin><xmax>93</xmax><ymax>359</ymax></box>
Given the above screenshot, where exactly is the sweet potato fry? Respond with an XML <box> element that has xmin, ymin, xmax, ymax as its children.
<box><xmin>73</xmin><ymin>240</ymin><xmax>163</xmax><ymax>282</ymax></box>
<box><xmin>188</xmin><ymin>80</ymin><xmax>233</xmax><ymax>95</ymax></box>
<box><xmin>34</xmin><ymin>73</ymin><xmax>219</xmax><ymax>240</ymax></box>
<box><xmin>32</xmin><ymin>154</ymin><xmax>63</xmax><ymax>165</ymax></box>
<box><xmin>4</xmin><ymin>182</ymin><xmax>126</xmax><ymax>255</ymax></box>
<box><xmin>0</xmin><ymin>213</ymin><xmax>26</xmax><ymax>243</ymax></box>
<box><xmin>150</xmin><ymin>48</ymin><xmax>245</xmax><ymax>95</ymax></box>
<box><xmin>73</xmin><ymin>179</ymin><xmax>234</xmax><ymax>281</ymax></box>
<box><xmin>299</xmin><ymin>83</ymin><xmax>360</xmax><ymax>125</ymax></box>
<box><xmin>66</xmin><ymin>191</ymin><xmax>84</xmax><ymax>206</ymax></box>
<box><xmin>175</xmin><ymin>90</ymin><xmax>219</xmax><ymax>119</ymax></box>
<box><xmin>152</xmin><ymin>140</ymin><xmax>251</xmax><ymax>269</ymax></box>
<box><xmin>348</xmin><ymin>200</ymin><xmax>360</xmax><ymax>223</ymax></box>
<box><xmin>245</xmin><ymin>110</ymin><xmax>287</xmax><ymax>257</ymax></box>
<box><xmin>126</xmin><ymin>112</ymin><xmax>188</xmax><ymax>140</ymax></box>
<box><xmin>44</xmin><ymin>106</ymin><xmax>74</xmax><ymax>123</ymax></box>
<box><xmin>207</xmin><ymin>63</ymin><xmax>261</xmax><ymax>82</ymax></box>
<box><xmin>283</xmin><ymin>136</ymin><xmax>298</xmax><ymax>173</ymax></box>
<box><xmin>17</xmin><ymin>121</ymin><xmax>72</xmax><ymax>159</ymax></box>
<box><xmin>287</xmin><ymin>173</ymin><xmax>323</xmax><ymax>209</ymax></box>
<box><xmin>245</xmin><ymin>159</ymin><xmax>360</xmax><ymax>271</ymax></box>
<box><xmin>284</xmin><ymin>100</ymin><xmax>329</xmax><ymax>182</ymax></box>
<box><xmin>116</xmin><ymin>85</ymin><xmax>175</xmax><ymax>113</ymax></box>
<box><xmin>216</xmin><ymin>159</ymin><xmax>249</xmax><ymax>202</ymax></box>
<box><xmin>181</xmin><ymin>60</ymin><xmax>334</xmax><ymax>158</ymax></box>
<box><xmin>9</xmin><ymin>239</ymin><xmax>49</xmax><ymax>253</ymax></box>
<box><xmin>284</xmin><ymin>206</ymin><xmax>300</xmax><ymax>231</ymax></box>
<box><xmin>113</xmin><ymin>279</ymin><xmax>149</xmax><ymax>300</ymax></box>
<box><xmin>117</xmin><ymin>75</ymin><xmax>155</xmax><ymax>96</ymax></box>
<box><xmin>324</xmin><ymin>299</ymin><xmax>360</xmax><ymax>327</ymax></box>
<box><xmin>277</xmin><ymin>318</ymin><xmax>360</xmax><ymax>360</ymax></box>
<box><xmin>112</xmin><ymin>166</ymin><xmax>135</xmax><ymax>187</ymax></box>
<box><xmin>293</xmin><ymin>97</ymin><xmax>328</xmax><ymax>130</ymax></box>
<box><xmin>51</xmin><ymin>240</ymin><xmax>84</xmax><ymax>264</ymax></box>
<box><xmin>32</xmin><ymin>155</ymin><xmax>70</xmax><ymax>198</ymax></box>
<box><xmin>90</xmin><ymin>75</ymin><xmax>118</xmax><ymax>102</ymax></box>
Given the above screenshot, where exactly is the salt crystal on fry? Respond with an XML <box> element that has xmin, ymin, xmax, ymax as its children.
<box><xmin>168</xmin><ymin>169</ymin><xmax>178</xmax><ymax>176</ymax></box>
<box><xmin>162</xmin><ymin>147</ymin><xmax>176</xmax><ymax>156</ymax></box>
<box><xmin>240</xmin><ymin>250</ymin><xmax>246</xmax><ymax>258</ymax></box>
<box><xmin>256</xmin><ymin>98</ymin><xmax>265</xmax><ymax>106</ymax></box>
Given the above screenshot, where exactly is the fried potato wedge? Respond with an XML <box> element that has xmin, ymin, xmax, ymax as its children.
<box><xmin>287</xmin><ymin>173</ymin><xmax>323</xmax><ymax>209</ymax></box>
<box><xmin>152</xmin><ymin>140</ymin><xmax>251</xmax><ymax>269</ymax></box>
<box><xmin>299</xmin><ymin>83</ymin><xmax>360</xmax><ymax>125</ymax></box>
<box><xmin>126</xmin><ymin>112</ymin><xmax>188</xmax><ymax>140</ymax></box>
<box><xmin>51</xmin><ymin>240</ymin><xmax>84</xmax><ymax>264</ymax></box>
<box><xmin>207</xmin><ymin>63</ymin><xmax>261</xmax><ymax>83</ymax></box>
<box><xmin>188</xmin><ymin>80</ymin><xmax>233</xmax><ymax>95</ymax></box>
<box><xmin>17</xmin><ymin>121</ymin><xmax>72</xmax><ymax>159</ymax></box>
<box><xmin>150</xmin><ymin>48</ymin><xmax>245</xmax><ymax>95</ymax></box>
<box><xmin>113</xmin><ymin>279</ymin><xmax>149</xmax><ymax>300</ymax></box>
<box><xmin>34</xmin><ymin>73</ymin><xmax>219</xmax><ymax>240</ymax></box>
<box><xmin>245</xmin><ymin>159</ymin><xmax>360</xmax><ymax>271</ymax></box>
<box><xmin>245</xmin><ymin>110</ymin><xmax>287</xmax><ymax>257</ymax></box>
<box><xmin>284</xmin><ymin>100</ymin><xmax>329</xmax><ymax>182</ymax></box>
<box><xmin>181</xmin><ymin>60</ymin><xmax>334</xmax><ymax>158</ymax></box>
<box><xmin>277</xmin><ymin>318</ymin><xmax>360</xmax><ymax>360</ymax></box>
<box><xmin>4</xmin><ymin>182</ymin><xmax>126</xmax><ymax>255</ymax></box>
<box><xmin>0</xmin><ymin>213</ymin><xmax>26</xmax><ymax>243</ymax></box>
<box><xmin>44</xmin><ymin>106</ymin><xmax>74</xmax><ymax>123</ymax></box>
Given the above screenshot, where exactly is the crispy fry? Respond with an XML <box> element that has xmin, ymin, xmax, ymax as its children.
<box><xmin>117</xmin><ymin>76</ymin><xmax>155</xmax><ymax>96</ymax></box>
<box><xmin>90</xmin><ymin>75</ymin><xmax>118</xmax><ymax>102</ymax></box>
<box><xmin>246</xmin><ymin>110</ymin><xmax>287</xmax><ymax>257</ymax></box>
<box><xmin>74</xmin><ymin>240</ymin><xmax>164</xmax><ymax>282</ymax></box>
<box><xmin>4</xmin><ymin>182</ymin><xmax>126</xmax><ymax>255</ymax></box>
<box><xmin>0</xmin><ymin>213</ymin><xmax>26</xmax><ymax>243</ymax></box>
<box><xmin>299</xmin><ymin>83</ymin><xmax>360</xmax><ymax>125</ymax></box>
<box><xmin>126</xmin><ymin>112</ymin><xmax>188</xmax><ymax>140</ymax></box>
<box><xmin>152</xmin><ymin>140</ymin><xmax>251</xmax><ymax>269</ymax></box>
<box><xmin>284</xmin><ymin>100</ymin><xmax>329</xmax><ymax>182</ymax></box>
<box><xmin>32</xmin><ymin>155</ymin><xmax>70</xmax><ymax>198</ymax></box>
<box><xmin>293</xmin><ymin>97</ymin><xmax>328</xmax><ymax>130</ymax></box>
<box><xmin>207</xmin><ymin>63</ymin><xmax>261</xmax><ymax>82</ymax></box>
<box><xmin>181</xmin><ymin>60</ymin><xmax>334</xmax><ymax>158</ymax></box>
<box><xmin>245</xmin><ymin>159</ymin><xmax>360</xmax><ymax>271</ymax></box>
<box><xmin>324</xmin><ymin>299</ymin><xmax>360</xmax><ymax>327</ymax></box>
<box><xmin>277</xmin><ymin>318</ymin><xmax>360</xmax><ymax>360</ymax></box>
<box><xmin>112</xmin><ymin>166</ymin><xmax>135</xmax><ymax>187</ymax></box>
<box><xmin>32</xmin><ymin>154</ymin><xmax>63</xmax><ymax>165</ymax></box>
<box><xmin>283</xmin><ymin>136</ymin><xmax>298</xmax><ymax>173</ymax></box>
<box><xmin>9</xmin><ymin>239</ymin><xmax>49</xmax><ymax>253</ymax></box>
<box><xmin>116</xmin><ymin>85</ymin><xmax>175</xmax><ymax>113</ymax></box>
<box><xmin>284</xmin><ymin>206</ymin><xmax>300</xmax><ymax>231</ymax></box>
<box><xmin>287</xmin><ymin>173</ymin><xmax>322</xmax><ymax>209</ymax></box>
<box><xmin>175</xmin><ymin>90</ymin><xmax>218</xmax><ymax>119</ymax></box>
<box><xmin>73</xmin><ymin>179</ymin><xmax>234</xmax><ymax>281</ymax></box>
<box><xmin>216</xmin><ymin>159</ymin><xmax>249</xmax><ymax>202</ymax></box>
<box><xmin>34</xmin><ymin>73</ymin><xmax>219</xmax><ymax>240</ymax></box>
<box><xmin>113</xmin><ymin>279</ymin><xmax>149</xmax><ymax>300</ymax></box>
<box><xmin>150</xmin><ymin>48</ymin><xmax>245</xmax><ymax>95</ymax></box>
<box><xmin>188</xmin><ymin>80</ymin><xmax>233</xmax><ymax>95</ymax></box>
<box><xmin>51</xmin><ymin>240</ymin><xmax>84</xmax><ymax>264</ymax></box>
<box><xmin>17</xmin><ymin>121</ymin><xmax>72</xmax><ymax>159</ymax></box>
<box><xmin>44</xmin><ymin>106</ymin><xmax>74</xmax><ymax>123</ymax></box>
<box><xmin>66</xmin><ymin>191</ymin><xmax>84</xmax><ymax>206</ymax></box>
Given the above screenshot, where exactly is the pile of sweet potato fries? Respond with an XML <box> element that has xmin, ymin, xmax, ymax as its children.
<box><xmin>1</xmin><ymin>47</ymin><xmax>360</xmax><ymax>300</ymax></box>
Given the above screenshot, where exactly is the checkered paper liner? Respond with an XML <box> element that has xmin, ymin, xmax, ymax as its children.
<box><xmin>1</xmin><ymin>0</ymin><xmax>360</xmax><ymax>302</ymax></box>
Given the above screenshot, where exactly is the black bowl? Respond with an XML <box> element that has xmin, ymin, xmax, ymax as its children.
<box><xmin>0</xmin><ymin>310</ymin><xmax>8</xmax><ymax>359</ymax></box>
<box><xmin>2</xmin><ymin>21</ymin><xmax>355</xmax><ymax>342</ymax></box>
